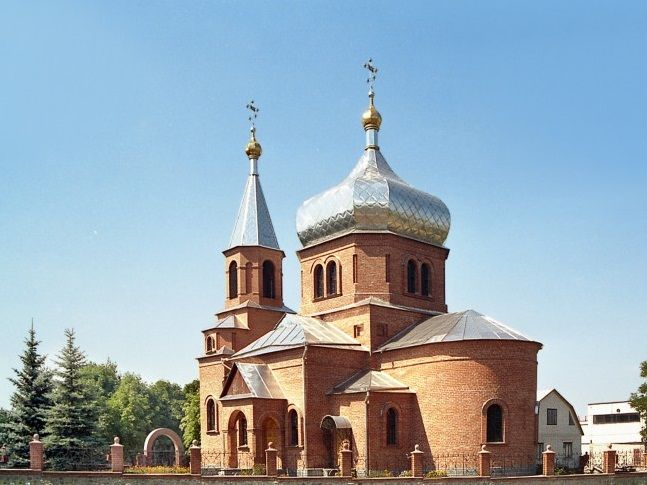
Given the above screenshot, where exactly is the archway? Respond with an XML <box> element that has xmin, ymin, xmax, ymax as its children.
<box><xmin>261</xmin><ymin>416</ymin><xmax>282</xmax><ymax>469</ymax></box>
<box><xmin>143</xmin><ymin>428</ymin><xmax>185</xmax><ymax>466</ymax></box>
<box><xmin>320</xmin><ymin>415</ymin><xmax>352</xmax><ymax>468</ymax></box>
<box><xmin>227</xmin><ymin>411</ymin><xmax>249</xmax><ymax>468</ymax></box>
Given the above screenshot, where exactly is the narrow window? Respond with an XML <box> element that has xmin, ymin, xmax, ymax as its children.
<box><xmin>563</xmin><ymin>442</ymin><xmax>573</xmax><ymax>457</ymax></box>
<box><xmin>386</xmin><ymin>408</ymin><xmax>397</xmax><ymax>445</ymax></box>
<box><xmin>245</xmin><ymin>262</ymin><xmax>252</xmax><ymax>294</ymax></box>
<box><xmin>353</xmin><ymin>325</ymin><xmax>363</xmax><ymax>338</ymax></box>
<box><xmin>206</xmin><ymin>399</ymin><xmax>216</xmax><ymax>432</ymax></box>
<box><xmin>486</xmin><ymin>404</ymin><xmax>503</xmax><ymax>442</ymax></box>
<box><xmin>421</xmin><ymin>263</ymin><xmax>431</xmax><ymax>297</ymax></box>
<box><xmin>314</xmin><ymin>265</ymin><xmax>324</xmax><ymax>299</ymax></box>
<box><xmin>206</xmin><ymin>336</ymin><xmax>214</xmax><ymax>353</ymax></box>
<box><xmin>326</xmin><ymin>261</ymin><xmax>337</xmax><ymax>296</ymax></box>
<box><xmin>262</xmin><ymin>261</ymin><xmax>275</xmax><ymax>298</ymax></box>
<box><xmin>568</xmin><ymin>412</ymin><xmax>575</xmax><ymax>425</ymax></box>
<box><xmin>352</xmin><ymin>254</ymin><xmax>358</xmax><ymax>283</ymax></box>
<box><xmin>407</xmin><ymin>260</ymin><xmax>417</xmax><ymax>293</ymax></box>
<box><xmin>231</xmin><ymin>332</ymin><xmax>236</xmax><ymax>350</ymax></box>
<box><xmin>238</xmin><ymin>414</ymin><xmax>248</xmax><ymax>446</ymax></box>
<box><xmin>288</xmin><ymin>409</ymin><xmax>299</xmax><ymax>446</ymax></box>
<box><xmin>547</xmin><ymin>408</ymin><xmax>557</xmax><ymax>426</ymax></box>
<box><xmin>228</xmin><ymin>261</ymin><xmax>238</xmax><ymax>298</ymax></box>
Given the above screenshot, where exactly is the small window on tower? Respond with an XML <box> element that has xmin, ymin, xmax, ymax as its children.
<box><xmin>353</xmin><ymin>325</ymin><xmax>363</xmax><ymax>338</ymax></box>
<box><xmin>314</xmin><ymin>264</ymin><xmax>324</xmax><ymax>299</ymax></box>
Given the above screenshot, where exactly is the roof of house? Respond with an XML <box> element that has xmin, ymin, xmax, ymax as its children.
<box><xmin>328</xmin><ymin>369</ymin><xmax>411</xmax><ymax>394</ymax></box>
<box><xmin>220</xmin><ymin>362</ymin><xmax>285</xmax><ymax>400</ymax></box>
<box><xmin>231</xmin><ymin>313</ymin><xmax>366</xmax><ymax>359</ymax></box>
<box><xmin>378</xmin><ymin>309</ymin><xmax>537</xmax><ymax>352</ymax></box>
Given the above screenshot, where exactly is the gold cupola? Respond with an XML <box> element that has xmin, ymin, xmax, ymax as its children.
<box><xmin>361</xmin><ymin>90</ymin><xmax>382</xmax><ymax>131</ymax></box>
<box><xmin>244</xmin><ymin>126</ymin><xmax>262</xmax><ymax>160</ymax></box>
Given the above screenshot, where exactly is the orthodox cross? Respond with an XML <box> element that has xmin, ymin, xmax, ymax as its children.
<box><xmin>246</xmin><ymin>100</ymin><xmax>259</xmax><ymax>129</ymax></box>
<box><xmin>363</xmin><ymin>58</ymin><xmax>378</xmax><ymax>92</ymax></box>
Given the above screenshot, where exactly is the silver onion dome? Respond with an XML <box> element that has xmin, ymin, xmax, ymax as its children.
<box><xmin>296</xmin><ymin>91</ymin><xmax>450</xmax><ymax>248</ymax></box>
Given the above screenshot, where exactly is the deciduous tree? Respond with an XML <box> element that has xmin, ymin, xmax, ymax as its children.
<box><xmin>630</xmin><ymin>360</ymin><xmax>647</xmax><ymax>449</ymax></box>
<box><xmin>180</xmin><ymin>379</ymin><xmax>200</xmax><ymax>448</ymax></box>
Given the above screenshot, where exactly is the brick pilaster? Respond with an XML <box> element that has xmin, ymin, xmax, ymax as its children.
<box><xmin>478</xmin><ymin>445</ymin><xmax>491</xmax><ymax>477</ymax></box>
<box><xmin>542</xmin><ymin>445</ymin><xmax>556</xmax><ymax>476</ymax></box>
<box><xmin>340</xmin><ymin>440</ymin><xmax>353</xmax><ymax>477</ymax></box>
<box><xmin>265</xmin><ymin>442</ymin><xmax>277</xmax><ymax>477</ymax></box>
<box><xmin>190</xmin><ymin>440</ymin><xmax>201</xmax><ymax>475</ymax></box>
<box><xmin>110</xmin><ymin>437</ymin><xmax>124</xmax><ymax>473</ymax></box>
<box><xmin>603</xmin><ymin>446</ymin><xmax>616</xmax><ymax>474</ymax></box>
<box><xmin>410</xmin><ymin>444</ymin><xmax>424</xmax><ymax>478</ymax></box>
<box><xmin>29</xmin><ymin>434</ymin><xmax>43</xmax><ymax>471</ymax></box>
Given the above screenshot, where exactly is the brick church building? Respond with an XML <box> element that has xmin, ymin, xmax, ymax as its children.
<box><xmin>198</xmin><ymin>85</ymin><xmax>542</xmax><ymax>475</ymax></box>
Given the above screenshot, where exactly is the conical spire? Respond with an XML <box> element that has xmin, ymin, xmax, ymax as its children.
<box><xmin>228</xmin><ymin>102</ymin><xmax>280</xmax><ymax>250</ymax></box>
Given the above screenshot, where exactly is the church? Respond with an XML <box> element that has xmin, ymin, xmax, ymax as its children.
<box><xmin>197</xmin><ymin>72</ymin><xmax>542</xmax><ymax>476</ymax></box>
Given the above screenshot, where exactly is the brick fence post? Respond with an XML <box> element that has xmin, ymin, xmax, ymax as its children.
<box><xmin>29</xmin><ymin>434</ymin><xmax>44</xmax><ymax>471</ymax></box>
<box><xmin>542</xmin><ymin>444</ymin><xmax>555</xmax><ymax>476</ymax></box>
<box><xmin>340</xmin><ymin>440</ymin><xmax>353</xmax><ymax>477</ymax></box>
<box><xmin>266</xmin><ymin>442</ymin><xmax>278</xmax><ymax>477</ymax></box>
<box><xmin>190</xmin><ymin>440</ymin><xmax>201</xmax><ymax>475</ymax></box>
<box><xmin>410</xmin><ymin>444</ymin><xmax>424</xmax><ymax>478</ymax></box>
<box><xmin>643</xmin><ymin>452</ymin><xmax>647</xmax><ymax>467</ymax></box>
<box><xmin>603</xmin><ymin>445</ymin><xmax>616</xmax><ymax>474</ymax></box>
<box><xmin>478</xmin><ymin>445</ymin><xmax>491</xmax><ymax>477</ymax></box>
<box><xmin>110</xmin><ymin>437</ymin><xmax>124</xmax><ymax>473</ymax></box>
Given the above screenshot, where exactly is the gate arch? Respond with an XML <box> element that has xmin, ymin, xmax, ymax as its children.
<box><xmin>143</xmin><ymin>428</ymin><xmax>185</xmax><ymax>466</ymax></box>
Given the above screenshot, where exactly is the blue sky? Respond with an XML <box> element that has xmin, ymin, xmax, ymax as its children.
<box><xmin>1</xmin><ymin>1</ymin><xmax>646</xmax><ymax>415</ymax></box>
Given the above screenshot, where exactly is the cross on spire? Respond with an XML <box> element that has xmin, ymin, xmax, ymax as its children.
<box><xmin>363</xmin><ymin>58</ymin><xmax>378</xmax><ymax>93</ymax></box>
<box><xmin>246</xmin><ymin>100</ymin><xmax>260</xmax><ymax>129</ymax></box>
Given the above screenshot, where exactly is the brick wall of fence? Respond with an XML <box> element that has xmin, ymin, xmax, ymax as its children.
<box><xmin>2</xmin><ymin>470</ymin><xmax>647</xmax><ymax>485</ymax></box>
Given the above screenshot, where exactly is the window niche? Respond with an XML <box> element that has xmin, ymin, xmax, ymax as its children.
<box><xmin>486</xmin><ymin>404</ymin><xmax>504</xmax><ymax>443</ymax></box>
<box><xmin>228</xmin><ymin>261</ymin><xmax>238</xmax><ymax>299</ymax></box>
<box><xmin>406</xmin><ymin>259</ymin><xmax>417</xmax><ymax>294</ymax></box>
<box><xmin>262</xmin><ymin>260</ymin><xmax>275</xmax><ymax>299</ymax></box>
<box><xmin>386</xmin><ymin>408</ymin><xmax>397</xmax><ymax>445</ymax></box>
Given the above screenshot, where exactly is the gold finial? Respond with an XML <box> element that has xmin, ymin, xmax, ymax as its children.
<box><xmin>361</xmin><ymin>59</ymin><xmax>382</xmax><ymax>131</ymax></box>
<box><xmin>244</xmin><ymin>100</ymin><xmax>262</xmax><ymax>159</ymax></box>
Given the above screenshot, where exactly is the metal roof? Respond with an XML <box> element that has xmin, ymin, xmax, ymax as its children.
<box><xmin>232</xmin><ymin>313</ymin><xmax>365</xmax><ymax>359</ymax></box>
<box><xmin>329</xmin><ymin>369</ymin><xmax>410</xmax><ymax>394</ymax></box>
<box><xmin>215</xmin><ymin>300</ymin><xmax>296</xmax><ymax>315</ymax></box>
<box><xmin>296</xmin><ymin>146</ymin><xmax>450</xmax><ymax>248</ymax></box>
<box><xmin>220</xmin><ymin>362</ymin><xmax>285</xmax><ymax>400</ymax></box>
<box><xmin>378</xmin><ymin>309</ymin><xmax>535</xmax><ymax>352</ymax></box>
<box><xmin>228</xmin><ymin>168</ymin><xmax>280</xmax><ymax>250</ymax></box>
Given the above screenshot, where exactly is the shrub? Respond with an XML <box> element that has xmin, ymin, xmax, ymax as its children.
<box><xmin>125</xmin><ymin>465</ymin><xmax>190</xmax><ymax>474</ymax></box>
<box><xmin>425</xmin><ymin>470</ymin><xmax>448</xmax><ymax>478</ymax></box>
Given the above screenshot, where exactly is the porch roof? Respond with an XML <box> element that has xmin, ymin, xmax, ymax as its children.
<box><xmin>328</xmin><ymin>369</ymin><xmax>411</xmax><ymax>394</ymax></box>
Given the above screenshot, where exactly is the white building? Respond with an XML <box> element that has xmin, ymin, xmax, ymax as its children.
<box><xmin>537</xmin><ymin>389</ymin><xmax>583</xmax><ymax>461</ymax></box>
<box><xmin>580</xmin><ymin>400</ymin><xmax>644</xmax><ymax>453</ymax></box>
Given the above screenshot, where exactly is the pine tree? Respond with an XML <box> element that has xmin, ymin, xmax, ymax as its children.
<box><xmin>2</xmin><ymin>324</ymin><xmax>52</xmax><ymax>468</ymax></box>
<box><xmin>44</xmin><ymin>329</ymin><xmax>101</xmax><ymax>470</ymax></box>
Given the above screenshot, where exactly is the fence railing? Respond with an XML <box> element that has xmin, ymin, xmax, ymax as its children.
<box><xmin>46</xmin><ymin>446</ymin><xmax>111</xmax><ymax>471</ymax></box>
<box><xmin>201</xmin><ymin>450</ymin><xmax>256</xmax><ymax>475</ymax></box>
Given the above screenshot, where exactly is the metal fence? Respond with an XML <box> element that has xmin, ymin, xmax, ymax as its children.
<box><xmin>46</xmin><ymin>446</ymin><xmax>111</xmax><ymax>471</ymax></box>
<box><xmin>201</xmin><ymin>450</ymin><xmax>257</xmax><ymax>475</ymax></box>
<box><xmin>490</xmin><ymin>453</ymin><xmax>538</xmax><ymax>477</ymax></box>
<box><xmin>584</xmin><ymin>449</ymin><xmax>646</xmax><ymax>473</ymax></box>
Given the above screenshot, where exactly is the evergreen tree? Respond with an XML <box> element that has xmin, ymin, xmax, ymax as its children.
<box><xmin>3</xmin><ymin>324</ymin><xmax>52</xmax><ymax>468</ymax></box>
<box><xmin>44</xmin><ymin>329</ymin><xmax>101</xmax><ymax>470</ymax></box>
<box><xmin>180</xmin><ymin>380</ymin><xmax>200</xmax><ymax>449</ymax></box>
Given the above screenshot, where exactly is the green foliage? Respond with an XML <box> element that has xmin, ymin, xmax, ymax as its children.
<box><xmin>2</xmin><ymin>325</ymin><xmax>52</xmax><ymax>468</ymax></box>
<box><xmin>425</xmin><ymin>470</ymin><xmax>448</xmax><ymax>478</ymax></box>
<box><xmin>398</xmin><ymin>469</ymin><xmax>413</xmax><ymax>477</ymax></box>
<box><xmin>44</xmin><ymin>329</ymin><xmax>101</xmax><ymax>470</ymax></box>
<box><xmin>179</xmin><ymin>379</ymin><xmax>200</xmax><ymax>449</ymax></box>
<box><xmin>107</xmin><ymin>373</ymin><xmax>153</xmax><ymax>463</ymax></box>
<box><xmin>369</xmin><ymin>469</ymin><xmax>393</xmax><ymax>477</ymax></box>
<box><xmin>81</xmin><ymin>360</ymin><xmax>121</xmax><ymax>444</ymax></box>
<box><xmin>125</xmin><ymin>465</ymin><xmax>189</xmax><ymax>474</ymax></box>
<box><xmin>149</xmin><ymin>380</ymin><xmax>184</xmax><ymax>431</ymax></box>
<box><xmin>629</xmin><ymin>360</ymin><xmax>647</xmax><ymax>449</ymax></box>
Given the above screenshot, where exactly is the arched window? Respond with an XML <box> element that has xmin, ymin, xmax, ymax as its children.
<box><xmin>238</xmin><ymin>414</ymin><xmax>248</xmax><ymax>446</ymax></box>
<box><xmin>407</xmin><ymin>260</ymin><xmax>417</xmax><ymax>294</ymax></box>
<box><xmin>421</xmin><ymin>263</ymin><xmax>431</xmax><ymax>297</ymax></box>
<box><xmin>386</xmin><ymin>408</ymin><xmax>397</xmax><ymax>445</ymax></box>
<box><xmin>326</xmin><ymin>261</ymin><xmax>337</xmax><ymax>296</ymax></box>
<box><xmin>228</xmin><ymin>261</ymin><xmax>238</xmax><ymax>298</ymax></box>
<box><xmin>245</xmin><ymin>262</ymin><xmax>253</xmax><ymax>294</ymax></box>
<box><xmin>486</xmin><ymin>404</ymin><xmax>503</xmax><ymax>443</ymax></box>
<box><xmin>206</xmin><ymin>398</ymin><xmax>216</xmax><ymax>432</ymax></box>
<box><xmin>262</xmin><ymin>261</ymin><xmax>275</xmax><ymax>299</ymax></box>
<box><xmin>314</xmin><ymin>265</ymin><xmax>324</xmax><ymax>299</ymax></box>
<box><xmin>206</xmin><ymin>336</ymin><xmax>214</xmax><ymax>353</ymax></box>
<box><xmin>288</xmin><ymin>409</ymin><xmax>299</xmax><ymax>446</ymax></box>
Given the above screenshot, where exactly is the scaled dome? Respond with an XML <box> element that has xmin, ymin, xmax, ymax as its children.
<box><xmin>296</xmin><ymin>94</ymin><xmax>451</xmax><ymax>248</ymax></box>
